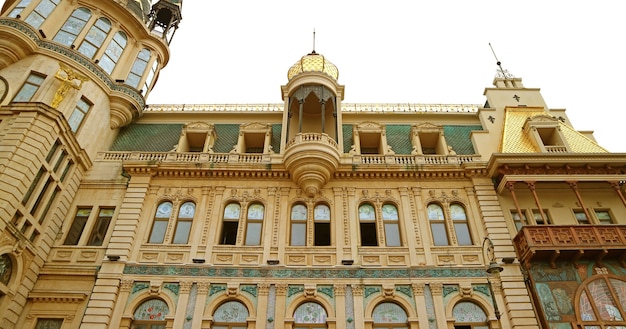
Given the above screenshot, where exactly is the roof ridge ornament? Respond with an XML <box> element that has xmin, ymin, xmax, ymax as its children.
<box><xmin>489</xmin><ymin>43</ymin><xmax>514</xmax><ymax>79</ymax></box>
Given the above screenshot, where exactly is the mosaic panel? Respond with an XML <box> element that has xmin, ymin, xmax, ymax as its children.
<box><xmin>123</xmin><ymin>265</ymin><xmax>486</xmax><ymax>279</ymax></box>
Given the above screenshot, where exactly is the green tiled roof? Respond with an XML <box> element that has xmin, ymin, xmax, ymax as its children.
<box><xmin>386</xmin><ymin>125</ymin><xmax>412</xmax><ymax>154</ymax></box>
<box><xmin>342</xmin><ymin>124</ymin><xmax>354</xmax><ymax>153</ymax></box>
<box><xmin>110</xmin><ymin>124</ymin><xmax>183</xmax><ymax>151</ymax></box>
<box><xmin>443</xmin><ymin>125</ymin><xmax>483</xmax><ymax>155</ymax></box>
<box><xmin>213</xmin><ymin>124</ymin><xmax>240</xmax><ymax>153</ymax></box>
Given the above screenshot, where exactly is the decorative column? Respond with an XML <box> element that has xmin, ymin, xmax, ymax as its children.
<box><xmin>191</xmin><ymin>282</ymin><xmax>210</xmax><ymax>329</ymax></box>
<box><xmin>298</xmin><ymin>99</ymin><xmax>304</xmax><ymax>133</ymax></box>
<box><xmin>320</xmin><ymin>98</ymin><xmax>326</xmax><ymax>133</ymax></box>
<box><xmin>429</xmin><ymin>283</ymin><xmax>446</xmax><ymax>328</ymax></box>
<box><xmin>274</xmin><ymin>283</ymin><xmax>288</xmax><ymax>327</ymax></box>
<box><xmin>172</xmin><ymin>281</ymin><xmax>193</xmax><ymax>329</ymax></box>
<box><xmin>263</xmin><ymin>187</ymin><xmax>278</xmax><ymax>261</ymax></box>
<box><xmin>334</xmin><ymin>284</ymin><xmax>346</xmax><ymax>327</ymax></box>
<box><xmin>567</xmin><ymin>181</ymin><xmax>591</xmax><ymax>220</ymax></box>
<box><xmin>610</xmin><ymin>181</ymin><xmax>626</xmax><ymax>209</ymax></box>
<box><xmin>399</xmin><ymin>187</ymin><xmax>419</xmax><ymax>265</ymax></box>
<box><xmin>111</xmin><ymin>279</ymin><xmax>134</xmax><ymax>329</ymax></box>
<box><xmin>351</xmin><ymin>285</ymin><xmax>365</xmax><ymax>329</ymax></box>
<box><xmin>526</xmin><ymin>182</ymin><xmax>547</xmax><ymax>223</ymax></box>
<box><xmin>506</xmin><ymin>182</ymin><xmax>525</xmax><ymax>224</ymax></box>
<box><xmin>256</xmin><ymin>283</ymin><xmax>270</xmax><ymax>327</ymax></box>
<box><xmin>204</xmin><ymin>187</ymin><xmax>224</xmax><ymax>259</ymax></box>
<box><xmin>412</xmin><ymin>283</ymin><xmax>430</xmax><ymax>329</ymax></box>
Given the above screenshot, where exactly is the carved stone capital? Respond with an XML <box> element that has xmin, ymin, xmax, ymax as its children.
<box><xmin>430</xmin><ymin>282</ymin><xmax>443</xmax><ymax>295</ymax></box>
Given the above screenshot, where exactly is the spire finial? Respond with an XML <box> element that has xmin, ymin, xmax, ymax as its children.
<box><xmin>489</xmin><ymin>43</ymin><xmax>513</xmax><ymax>78</ymax></box>
<box><xmin>312</xmin><ymin>28</ymin><xmax>316</xmax><ymax>54</ymax></box>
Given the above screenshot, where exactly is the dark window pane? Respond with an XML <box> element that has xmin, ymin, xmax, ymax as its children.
<box><xmin>360</xmin><ymin>222</ymin><xmax>378</xmax><ymax>246</ymax></box>
<box><xmin>314</xmin><ymin>222</ymin><xmax>330</xmax><ymax>246</ymax></box>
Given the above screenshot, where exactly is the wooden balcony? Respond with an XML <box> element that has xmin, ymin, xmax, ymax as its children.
<box><xmin>513</xmin><ymin>225</ymin><xmax>626</xmax><ymax>268</ymax></box>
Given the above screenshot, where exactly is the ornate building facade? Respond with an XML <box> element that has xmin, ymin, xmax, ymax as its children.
<box><xmin>1</xmin><ymin>1</ymin><xmax>625</xmax><ymax>329</ymax></box>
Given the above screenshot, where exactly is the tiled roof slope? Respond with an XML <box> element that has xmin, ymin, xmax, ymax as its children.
<box><xmin>110</xmin><ymin>124</ymin><xmax>183</xmax><ymax>151</ymax></box>
<box><xmin>444</xmin><ymin>125</ymin><xmax>482</xmax><ymax>155</ymax></box>
<box><xmin>501</xmin><ymin>109</ymin><xmax>607</xmax><ymax>153</ymax></box>
<box><xmin>109</xmin><ymin>123</ymin><xmax>481</xmax><ymax>155</ymax></box>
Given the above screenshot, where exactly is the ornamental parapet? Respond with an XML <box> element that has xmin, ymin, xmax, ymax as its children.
<box><xmin>97</xmin><ymin>151</ymin><xmax>482</xmax><ymax>166</ymax></box>
<box><xmin>513</xmin><ymin>225</ymin><xmax>626</xmax><ymax>268</ymax></box>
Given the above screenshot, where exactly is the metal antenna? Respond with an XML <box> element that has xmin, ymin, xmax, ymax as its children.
<box><xmin>312</xmin><ymin>28</ymin><xmax>316</xmax><ymax>53</ymax></box>
<box><xmin>489</xmin><ymin>43</ymin><xmax>508</xmax><ymax>78</ymax></box>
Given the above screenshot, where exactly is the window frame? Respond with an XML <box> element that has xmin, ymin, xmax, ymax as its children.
<box><xmin>428</xmin><ymin>202</ymin><xmax>473</xmax><ymax>246</ymax></box>
<box><xmin>148</xmin><ymin>200</ymin><xmax>195</xmax><ymax>245</ymax></box>
<box><xmin>53</xmin><ymin>7</ymin><xmax>92</xmax><ymax>47</ymax></box>
<box><xmin>359</xmin><ymin>203</ymin><xmax>378</xmax><ymax>246</ymax></box>
<box><xmin>244</xmin><ymin>203</ymin><xmax>264</xmax><ymax>246</ymax></box>
<box><xmin>12</xmin><ymin>72</ymin><xmax>46</xmax><ymax>102</ymax></box>
<box><xmin>24</xmin><ymin>0</ymin><xmax>60</xmax><ymax>29</ymax></box>
<box><xmin>77</xmin><ymin>17</ymin><xmax>112</xmax><ymax>59</ymax></box>
<box><xmin>220</xmin><ymin>202</ymin><xmax>241</xmax><ymax>245</ymax></box>
<box><xmin>98</xmin><ymin>30</ymin><xmax>128</xmax><ymax>74</ymax></box>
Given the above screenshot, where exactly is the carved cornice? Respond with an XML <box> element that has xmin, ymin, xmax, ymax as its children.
<box><xmin>28</xmin><ymin>292</ymin><xmax>87</xmax><ymax>303</ymax></box>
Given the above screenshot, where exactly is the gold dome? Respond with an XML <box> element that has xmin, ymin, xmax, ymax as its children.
<box><xmin>287</xmin><ymin>51</ymin><xmax>339</xmax><ymax>81</ymax></box>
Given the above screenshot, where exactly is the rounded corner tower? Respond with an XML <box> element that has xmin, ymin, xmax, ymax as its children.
<box><xmin>0</xmin><ymin>2</ymin><xmax>182</xmax><ymax>327</ymax></box>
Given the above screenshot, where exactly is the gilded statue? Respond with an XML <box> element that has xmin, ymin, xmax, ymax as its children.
<box><xmin>51</xmin><ymin>63</ymin><xmax>88</xmax><ymax>109</ymax></box>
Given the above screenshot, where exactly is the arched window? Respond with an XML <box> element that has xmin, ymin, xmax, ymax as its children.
<box><xmin>294</xmin><ymin>302</ymin><xmax>327</xmax><ymax>329</ymax></box>
<box><xmin>78</xmin><ymin>17</ymin><xmax>111</xmax><ymax>59</ymax></box>
<box><xmin>452</xmin><ymin>301</ymin><xmax>489</xmax><ymax>329</ymax></box>
<box><xmin>450</xmin><ymin>204</ymin><xmax>472</xmax><ymax>246</ymax></box>
<box><xmin>24</xmin><ymin>0</ymin><xmax>60</xmax><ymax>29</ymax></box>
<box><xmin>8</xmin><ymin>0</ymin><xmax>32</xmax><ymax>18</ymax></box>
<box><xmin>359</xmin><ymin>203</ymin><xmax>378</xmax><ymax>246</ymax></box>
<box><xmin>148</xmin><ymin>201</ymin><xmax>172</xmax><ymax>243</ymax></box>
<box><xmin>382</xmin><ymin>203</ymin><xmax>401</xmax><ymax>247</ymax></box>
<box><xmin>428</xmin><ymin>203</ymin><xmax>473</xmax><ymax>246</ymax></box>
<box><xmin>143</xmin><ymin>59</ymin><xmax>159</xmax><ymax>96</ymax></box>
<box><xmin>372</xmin><ymin>302</ymin><xmax>408</xmax><ymax>329</ymax></box>
<box><xmin>220</xmin><ymin>203</ymin><xmax>240</xmax><ymax>245</ymax></box>
<box><xmin>428</xmin><ymin>203</ymin><xmax>449</xmax><ymax>246</ymax></box>
<box><xmin>313</xmin><ymin>204</ymin><xmax>331</xmax><ymax>246</ymax></box>
<box><xmin>99</xmin><ymin>31</ymin><xmax>127</xmax><ymax>74</ymax></box>
<box><xmin>291</xmin><ymin>204</ymin><xmax>307</xmax><ymax>246</ymax></box>
<box><xmin>245</xmin><ymin>203</ymin><xmax>264</xmax><ymax>245</ymax></box>
<box><xmin>131</xmin><ymin>298</ymin><xmax>168</xmax><ymax>329</ymax></box>
<box><xmin>127</xmin><ymin>48</ymin><xmax>151</xmax><ymax>89</ymax></box>
<box><xmin>213</xmin><ymin>301</ymin><xmax>249</xmax><ymax>329</ymax></box>
<box><xmin>0</xmin><ymin>254</ymin><xmax>12</xmax><ymax>287</ymax></box>
<box><xmin>291</xmin><ymin>203</ymin><xmax>331</xmax><ymax>246</ymax></box>
<box><xmin>172</xmin><ymin>201</ymin><xmax>195</xmax><ymax>244</ymax></box>
<box><xmin>577</xmin><ymin>277</ymin><xmax>626</xmax><ymax>328</ymax></box>
<box><xmin>53</xmin><ymin>7</ymin><xmax>92</xmax><ymax>47</ymax></box>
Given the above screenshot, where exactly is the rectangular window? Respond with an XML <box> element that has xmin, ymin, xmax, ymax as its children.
<box><xmin>595</xmin><ymin>210</ymin><xmax>613</xmax><ymax>224</ymax></box>
<box><xmin>35</xmin><ymin>318</ymin><xmax>63</xmax><ymax>329</ymax></box>
<box><xmin>574</xmin><ymin>210</ymin><xmax>589</xmax><ymax>224</ymax></box>
<box><xmin>314</xmin><ymin>222</ymin><xmax>331</xmax><ymax>246</ymax></box>
<box><xmin>172</xmin><ymin>219</ymin><xmax>192</xmax><ymax>244</ymax></box>
<box><xmin>148</xmin><ymin>219</ymin><xmax>168</xmax><ymax>244</ymax></box>
<box><xmin>220</xmin><ymin>221</ymin><xmax>238</xmax><ymax>245</ymax></box>
<box><xmin>532</xmin><ymin>209</ymin><xmax>550</xmax><ymax>225</ymax></box>
<box><xmin>68</xmin><ymin>97</ymin><xmax>91</xmax><ymax>132</ymax></box>
<box><xmin>22</xmin><ymin>167</ymin><xmax>45</xmax><ymax>205</ymax></box>
<box><xmin>64</xmin><ymin>207</ymin><xmax>92</xmax><ymax>245</ymax></box>
<box><xmin>510</xmin><ymin>210</ymin><xmax>527</xmax><ymax>231</ymax></box>
<box><xmin>87</xmin><ymin>208</ymin><xmax>114</xmax><ymax>246</ymax></box>
<box><xmin>360</xmin><ymin>222</ymin><xmax>378</xmax><ymax>246</ymax></box>
<box><xmin>13</xmin><ymin>72</ymin><xmax>45</xmax><ymax>102</ymax></box>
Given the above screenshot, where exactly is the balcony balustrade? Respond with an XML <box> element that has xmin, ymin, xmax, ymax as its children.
<box><xmin>513</xmin><ymin>225</ymin><xmax>626</xmax><ymax>268</ymax></box>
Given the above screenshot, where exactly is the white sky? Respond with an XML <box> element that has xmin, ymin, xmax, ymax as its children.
<box><xmin>147</xmin><ymin>1</ymin><xmax>626</xmax><ymax>152</ymax></box>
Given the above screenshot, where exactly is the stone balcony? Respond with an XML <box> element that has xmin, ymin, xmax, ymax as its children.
<box><xmin>283</xmin><ymin>133</ymin><xmax>341</xmax><ymax>197</ymax></box>
<box><xmin>513</xmin><ymin>225</ymin><xmax>626</xmax><ymax>268</ymax></box>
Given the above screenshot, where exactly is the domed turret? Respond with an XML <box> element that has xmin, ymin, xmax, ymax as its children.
<box><xmin>287</xmin><ymin>51</ymin><xmax>339</xmax><ymax>81</ymax></box>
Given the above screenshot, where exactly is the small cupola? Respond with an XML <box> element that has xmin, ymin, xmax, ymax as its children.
<box><xmin>287</xmin><ymin>51</ymin><xmax>339</xmax><ymax>81</ymax></box>
<box><xmin>148</xmin><ymin>0</ymin><xmax>183</xmax><ymax>44</ymax></box>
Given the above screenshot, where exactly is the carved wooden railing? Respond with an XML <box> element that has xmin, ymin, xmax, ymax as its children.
<box><xmin>513</xmin><ymin>225</ymin><xmax>626</xmax><ymax>268</ymax></box>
